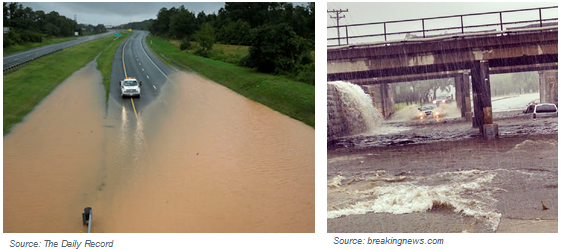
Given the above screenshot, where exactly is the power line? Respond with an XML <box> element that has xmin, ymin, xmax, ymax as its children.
<box><xmin>344</xmin><ymin>10</ymin><xmax>365</xmax><ymax>44</ymax></box>
<box><xmin>328</xmin><ymin>9</ymin><xmax>348</xmax><ymax>46</ymax></box>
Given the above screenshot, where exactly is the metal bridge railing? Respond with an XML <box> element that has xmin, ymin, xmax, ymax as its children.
<box><xmin>327</xmin><ymin>6</ymin><xmax>558</xmax><ymax>47</ymax></box>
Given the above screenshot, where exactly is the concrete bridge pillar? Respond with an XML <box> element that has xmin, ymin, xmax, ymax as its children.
<box><xmin>539</xmin><ymin>70</ymin><xmax>558</xmax><ymax>104</ymax></box>
<box><xmin>455</xmin><ymin>72</ymin><xmax>472</xmax><ymax>120</ymax></box>
<box><xmin>454</xmin><ymin>75</ymin><xmax>463</xmax><ymax>113</ymax></box>
<box><xmin>539</xmin><ymin>71</ymin><xmax>546</xmax><ymax>103</ymax></box>
<box><xmin>471</xmin><ymin>60</ymin><xmax>497</xmax><ymax>139</ymax></box>
<box><xmin>462</xmin><ymin>72</ymin><xmax>472</xmax><ymax>121</ymax></box>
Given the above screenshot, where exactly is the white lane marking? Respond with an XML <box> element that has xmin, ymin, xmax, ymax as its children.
<box><xmin>142</xmin><ymin>68</ymin><xmax>144</xmax><ymax>71</ymax></box>
<box><xmin>139</xmin><ymin>62</ymin><xmax>141</xmax><ymax>65</ymax></box>
<box><xmin>147</xmin><ymin>75</ymin><xmax>150</xmax><ymax>79</ymax></box>
<box><xmin>139</xmin><ymin>36</ymin><xmax>168</xmax><ymax>79</ymax></box>
<box><xmin>153</xmin><ymin>85</ymin><xmax>157</xmax><ymax>90</ymax></box>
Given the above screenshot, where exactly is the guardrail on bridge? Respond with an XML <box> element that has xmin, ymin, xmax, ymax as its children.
<box><xmin>328</xmin><ymin>6</ymin><xmax>558</xmax><ymax>47</ymax></box>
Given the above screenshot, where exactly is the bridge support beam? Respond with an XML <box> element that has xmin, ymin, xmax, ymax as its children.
<box><xmin>471</xmin><ymin>60</ymin><xmax>497</xmax><ymax>138</ymax></box>
<box><xmin>539</xmin><ymin>70</ymin><xmax>558</xmax><ymax>104</ymax></box>
<box><xmin>463</xmin><ymin>72</ymin><xmax>472</xmax><ymax>121</ymax></box>
<box><xmin>454</xmin><ymin>75</ymin><xmax>462</xmax><ymax>114</ymax></box>
<box><xmin>455</xmin><ymin>72</ymin><xmax>471</xmax><ymax>119</ymax></box>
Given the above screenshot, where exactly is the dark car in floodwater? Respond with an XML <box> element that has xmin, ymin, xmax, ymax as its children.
<box><xmin>432</xmin><ymin>96</ymin><xmax>452</xmax><ymax>105</ymax></box>
<box><xmin>523</xmin><ymin>103</ymin><xmax>558</xmax><ymax>119</ymax></box>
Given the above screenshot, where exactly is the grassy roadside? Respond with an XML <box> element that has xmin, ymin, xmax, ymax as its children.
<box><xmin>3</xmin><ymin>37</ymin><xmax>77</xmax><ymax>56</ymax></box>
<box><xmin>3</xmin><ymin>33</ymin><xmax>128</xmax><ymax>135</ymax></box>
<box><xmin>170</xmin><ymin>39</ymin><xmax>314</xmax><ymax>64</ymax></box>
<box><xmin>147</xmin><ymin>35</ymin><xmax>315</xmax><ymax>128</ymax></box>
<box><xmin>171</xmin><ymin>40</ymin><xmax>250</xmax><ymax>63</ymax></box>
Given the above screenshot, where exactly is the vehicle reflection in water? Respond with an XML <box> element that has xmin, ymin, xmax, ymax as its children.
<box><xmin>118</xmin><ymin>105</ymin><xmax>129</xmax><ymax>175</ymax></box>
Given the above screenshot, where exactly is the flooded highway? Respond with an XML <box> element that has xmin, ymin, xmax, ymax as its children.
<box><xmin>3</xmin><ymin>61</ymin><xmax>315</xmax><ymax>233</ymax></box>
<box><xmin>4</xmin><ymin>60</ymin><xmax>106</xmax><ymax>232</ymax></box>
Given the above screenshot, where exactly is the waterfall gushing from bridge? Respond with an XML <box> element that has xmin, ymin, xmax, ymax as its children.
<box><xmin>328</xmin><ymin>81</ymin><xmax>384</xmax><ymax>135</ymax></box>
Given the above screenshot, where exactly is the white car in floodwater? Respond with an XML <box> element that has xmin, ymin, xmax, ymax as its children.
<box><xmin>120</xmin><ymin>77</ymin><xmax>142</xmax><ymax>98</ymax></box>
<box><xmin>417</xmin><ymin>104</ymin><xmax>441</xmax><ymax>119</ymax></box>
<box><xmin>523</xmin><ymin>103</ymin><xmax>558</xmax><ymax>119</ymax></box>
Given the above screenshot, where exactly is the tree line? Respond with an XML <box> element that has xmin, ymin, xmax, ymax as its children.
<box><xmin>392</xmin><ymin>72</ymin><xmax>540</xmax><ymax>106</ymax></box>
<box><xmin>148</xmin><ymin>2</ymin><xmax>315</xmax><ymax>84</ymax></box>
<box><xmin>114</xmin><ymin>19</ymin><xmax>152</xmax><ymax>31</ymax></box>
<box><xmin>392</xmin><ymin>78</ymin><xmax>453</xmax><ymax>106</ymax></box>
<box><xmin>150</xmin><ymin>3</ymin><xmax>314</xmax><ymax>45</ymax></box>
<box><xmin>489</xmin><ymin>72</ymin><xmax>539</xmax><ymax>96</ymax></box>
<box><xmin>3</xmin><ymin>2</ymin><xmax>106</xmax><ymax>48</ymax></box>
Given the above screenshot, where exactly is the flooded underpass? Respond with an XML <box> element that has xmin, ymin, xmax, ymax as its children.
<box><xmin>328</xmin><ymin>133</ymin><xmax>558</xmax><ymax>233</ymax></box>
<box><xmin>4</xmin><ymin>62</ymin><xmax>314</xmax><ymax>233</ymax></box>
<box><xmin>327</xmin><ymin>80</ymin><xmax>557</xmax><ymax>233</ymax></box>
<box><xmin>330</xmin><ymin>116</ymin><xmax>558</xmax><ymax>149</ymax></box>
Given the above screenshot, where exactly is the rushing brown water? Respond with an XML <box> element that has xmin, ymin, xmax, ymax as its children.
<box><xmin>4</xmin><ymin>67</ymin><xmax>315</xmax><ymax>233</ymax></box>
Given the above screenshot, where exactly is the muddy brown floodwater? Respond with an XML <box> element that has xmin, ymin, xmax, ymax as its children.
<box><xmin>4</xmin><ymin>64</ymin><xmax>315</xmax><ymax>233</ymax></box>
<box><xmin>4</xmin><ymin>60</ymin><xmax>106</xmax><ymax>232</ymax></box>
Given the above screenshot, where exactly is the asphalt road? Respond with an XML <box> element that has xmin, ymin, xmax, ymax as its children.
<box><xmin>3</xmin><ymin>31</ymin><xmax>115</xmax><ymax>68</ymax></box>
<box><xmin>110</xmin><ymin>30</ymin><xmax>174</xmax><ymax>115</ymax></box>
<box><xmin>491</xmin><ymin>93</ymin><xmax>540</xmax><ymax>112</ymax></box>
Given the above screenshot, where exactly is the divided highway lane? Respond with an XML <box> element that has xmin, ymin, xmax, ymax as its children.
<box><xmin>110</xmin><ymin>30</ymin><xmax>174</xmax><ymax>115</ymax></box>
<box><xmin>3</xmin><ymin>31</ymin><xmax>115</xmax><ymax>68</ymax></box>
<box><xmin>105</xmin><ymin>30</ymin><xmax>175</xmax><ymax>187</ymax></box>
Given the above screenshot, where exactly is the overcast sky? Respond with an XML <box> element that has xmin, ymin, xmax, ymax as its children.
<box><xmin>19</xmin><ymin>2</ymin><xmax>225</xmax><ymax>26</ymax></box>
<box><xmin>327</xmin><ymin>2</ymin><xmax>558</xmax><ymax>45</ymax></box>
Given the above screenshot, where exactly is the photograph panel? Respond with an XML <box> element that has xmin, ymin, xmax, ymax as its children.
<box><xmin>327</xmin><ymin>2</ymin><xmax>557</xmax><ymax>233</ymax></box>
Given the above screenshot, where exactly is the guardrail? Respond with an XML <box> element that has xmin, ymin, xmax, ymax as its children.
<box><xmin>3</xmin><ymin>48</ymin><xmax>64</xmax><ymax>75</ymax></box>
<box><xmin>328</xmin><ymin>6</ymin><xmax>558</xmax><ymax>47</ymax></box>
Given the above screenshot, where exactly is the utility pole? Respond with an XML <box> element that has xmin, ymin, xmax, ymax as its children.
<box><xmin>328</xmin><ymin>9</ymin><xmax>348</xmax><ymax>45</ymax></box>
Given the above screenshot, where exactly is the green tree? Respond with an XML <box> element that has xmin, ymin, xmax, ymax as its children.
<box><xmin>169</xmin><ymin>6</ymin><xmax>197</xmax><ymax>39</ymax></box>
<box><xmin>429</xmin><ymin>78</ymin><xmax>453</xmax><ymax>100</ymax></box>
<box><xmin>223</xmin><ymin>2</ymin><xmax>271</xmax><ymax>28</ymax></box>
<box><xmin>247</xmin><ymin>23</ymin><xmax>312</xmax><ymax>74</ymax></box>
<box><xmin>218</xmin><ymin>19</ymin><xmax>250</xmax><ymax>45</ymax></box>
<box><xmin>150</xmin><ymin>7</ymin><xmax>179</xmax><ymax>36</ymax></box>
<box><xmin>195</xmin><ymin>23</ymin><xmax>215</xmax><ymax>56</ymax></box>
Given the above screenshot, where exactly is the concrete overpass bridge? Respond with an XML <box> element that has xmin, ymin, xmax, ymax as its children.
<box><xmin>327</xmin><ymin>6</ymin><xmax>558</xmax><ymax>138</ymax></box>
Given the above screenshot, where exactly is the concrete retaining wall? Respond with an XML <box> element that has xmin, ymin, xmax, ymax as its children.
<box><xmin>327</xmin><ymin>84</ymin><xmax>349</xmax><ymax>140</ymax></box>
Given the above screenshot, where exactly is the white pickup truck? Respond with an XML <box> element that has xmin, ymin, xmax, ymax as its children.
<box><xmin>119</xmin><ymin>77</ymin><xmax>142</xmax><ymax>98</ymax></box>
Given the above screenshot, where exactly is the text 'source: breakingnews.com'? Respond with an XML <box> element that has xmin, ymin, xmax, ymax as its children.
<box><xmin>334</xmin><ymin>237</ymin><xmax>445</xmax><ymax>246</ymax></box>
